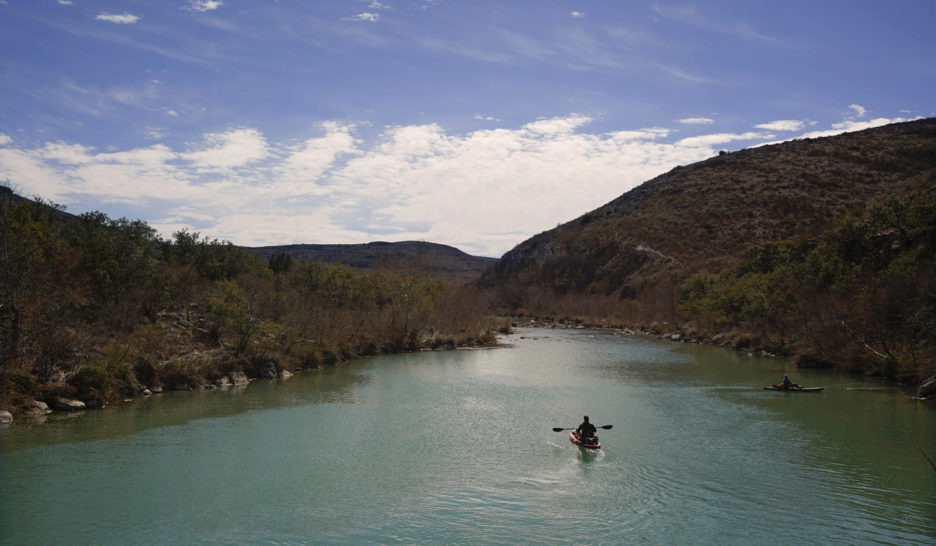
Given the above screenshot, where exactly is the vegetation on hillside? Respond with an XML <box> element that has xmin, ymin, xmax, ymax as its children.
<box><xmin>245</xmin><ymin>241</ymin><xmax>497</xmax><ymax>286</ymax></box>
<box><xmin>0</xmin><ymin>188</ymin><xmax>504</xmax><ymax>415</ymax></box>
<box><xmin>679</xmin><ymin>190</ymin><xmax>936</xmax><ymax>385</ymax></box>
<box><xmin>481</xmin><ymin>119</ymin><xmax>936</xmax><ymax>329</ymax></box>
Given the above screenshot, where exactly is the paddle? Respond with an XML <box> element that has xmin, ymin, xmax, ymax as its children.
<box><xmin>553</xmin><ymin>425</ymin><xmax>613</xmax><ymax>432</ymax></box>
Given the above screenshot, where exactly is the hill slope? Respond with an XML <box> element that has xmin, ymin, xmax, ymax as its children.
<box><xmin>480</xmin><ymin>118</ymin><xmax>936</xmax><ymax>323</ymax></box>
<box><xmin>245</xmin><ymin>241</ymin><xmax>497</xmax><ymax>285</ymax></box>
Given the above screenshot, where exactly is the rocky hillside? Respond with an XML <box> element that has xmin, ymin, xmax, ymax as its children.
<box><xmin>244</xmin><ymin>241</ymin><xmax>497</xmax><ymax>285</ymax></box>
<box><xmin>480</xmin><ymin>118</ymin><xmax>936</xmax><ymax>323</ymax></box>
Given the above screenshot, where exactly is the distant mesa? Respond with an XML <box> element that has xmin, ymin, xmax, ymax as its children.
<box><xmin>243</xmin><ymin>241</ymin><xmax>498</xmax><ymax>285</ymax></box>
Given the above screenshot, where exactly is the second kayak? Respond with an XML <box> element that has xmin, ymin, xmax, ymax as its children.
<box><xmin>763</xmin><ymin>386</ymin><xmax>824</xmax><ymax>392</ymax></box>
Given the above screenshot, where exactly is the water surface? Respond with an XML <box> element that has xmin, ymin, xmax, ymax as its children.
<box><xmin>2</xmin><ymin>328</ymin><xmax>934</xmax><ymax>544</ymax></box>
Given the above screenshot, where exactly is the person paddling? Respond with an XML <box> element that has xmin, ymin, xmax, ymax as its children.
<box><xmin>576</xmin><ymin>416</ymin><xmax>597</xmax><ymax>443</ymax></box>
<box><xmin>779</xmin><ymin>375</ymin><xmax>801</xmax><ymax>389</ymax></box>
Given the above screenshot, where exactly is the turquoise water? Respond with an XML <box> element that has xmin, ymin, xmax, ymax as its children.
<box><xmin>1</xmin><ymin>328</ymin><xmax>934</xmax><ymax>544</ymax></box>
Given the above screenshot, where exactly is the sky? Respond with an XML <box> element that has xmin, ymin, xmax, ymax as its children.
<box><xmin>0</xmin><ymin>1</ymin><xmax>933</xmax><ymax>257</ymax></box>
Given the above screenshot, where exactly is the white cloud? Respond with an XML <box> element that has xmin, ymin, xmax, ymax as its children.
<box><xmin>346</xmin><ymin>12</ymin><xmax>380</xmax><ymax>22</ymax></box>
<box><xmin>798</xmin><ymin>117</ymin><xmax>912</xmax><ymax>139</ymax></box>
<box><xmin>96</xmin><ymin>12</ymin><xmax>141</xmax><ymax>24</ymax></box>
<box><xmin>38</xmin><ymin>141</ymin><xmax>97</xmax><ymax>165</ymax></box>
<box><xmin>849</xmin><ymin>104</ymin><xmax>867</xmax><ymax>118</ymax></box>
<box><xmin>144</xmin><ymin>127</ymin><xmax>168</xmax><ymax>140</ymax></box>
<box><xmin>571</xmin><ymin>11</ymin><xmax>587</xmax><ymax>19</ymax></box>
<box><xmin>679</xmin><ymin>117</ymin><xmax>714</xmax><ymax>125</ymax></box>
<box><xmin>182</xmin><ymin>128</ymin><xmax>270</xmax><ymax>172</ymax></box>
<box><xmin>58</xmin><ymin>0</ymin><xmax>73</xmax><ymax>5</ymax></box>
<box><xmin>755</xmin><ymin>119</ymin><xmax>805</xmax><ymax>131</ymax></box>
<box><xmin>185</xmin><ymin>0</ymin><xmax>223</xmax><ymax>12</ymax></box>
<box><xmin>677</xmin><ymin>131</ymin><xmax>772</xmax><ymax>147</ymax></box>
<box><xmin>272</xmin><ymin>122</ymin><xmax>361</xmax><ymax>195</ymax></box>
<box><xmin>0</xmin><ymin>114</ymin><xmax>910</xmax><ymax>257</ymax></box>
<box><xmin>0</xmin><ymin>147</ymin><xmax>74</xmax><ymax>201</ymax></box>
<box><xmin>523</xmin><ymin>115</ymin><xmax>591</xmax><ymax>135</ymax></box>
<box><xmin>753</xmin><ymin>113</ymin><xmax>914</xmax><ymax>148</ymax></box>
<box><xmin>369</xmin><ymin>1</ymin><xmax>390</xmax><ymax>9</ymax></box>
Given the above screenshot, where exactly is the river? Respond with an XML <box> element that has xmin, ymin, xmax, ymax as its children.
<box><xmin>1</xmin><ymin>328</ymin><xmax>934</xmax><ymax>544</ymax></box>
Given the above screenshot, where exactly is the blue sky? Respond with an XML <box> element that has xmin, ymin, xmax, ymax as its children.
<box><xmin>1</xmin><ymin>1</ymin><xmax>933</xmax><ymax>257</ymax></box>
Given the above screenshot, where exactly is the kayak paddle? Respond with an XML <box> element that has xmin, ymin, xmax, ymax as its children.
<box><xmin>552</xmin><ymin>425</ymin><xmax>613</xmax><ymax>432</ymax></box>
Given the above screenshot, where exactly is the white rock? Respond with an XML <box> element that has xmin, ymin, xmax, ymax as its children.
<box><xmin>53</xmin><ymin>397</ymin><xmax>87</xmax><ymax>412</ymax></box>
<box><xmin>25</xmin><ymin>400</ymin><xmax>51</xmax><ymax>415</ymax></box>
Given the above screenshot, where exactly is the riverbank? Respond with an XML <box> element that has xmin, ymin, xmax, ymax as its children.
<box><xmin>0</xmin><ymin>311</ymin><xmax>509</xmax><ymax>425</ymax></box>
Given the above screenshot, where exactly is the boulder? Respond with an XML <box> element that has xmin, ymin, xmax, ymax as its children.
<box><xmin>24</xmin><ymin>400</ymin><xmax>51</xmax><ymax>415</ymax></box>
<box><xmin>52</xmin><ymin>397</ymin><xmax>86</xmax><ymax>412</ymax></box>
<box><xmin>917</xmin><ymin>377</ymin><xmax>936</xmax><ymax>400</ymax></box>
<box><xmin>228</xmin><ymin>371</ymin><xmax>249</xmax><ymax>386</ymax></box>
<box><xmin>0</xmin><ymin>410</ymin><xmax>12</xmax><ymax>424</ymax></box>
<box><xmin>279</xmin><ymin>370</ymin><xmax>294</xmax><ymax>379</ymax></box>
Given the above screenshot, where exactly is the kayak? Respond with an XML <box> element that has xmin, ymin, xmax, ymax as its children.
<box><xmin>763</xmin><ymin>386</ymin><xmax>824</xmax><ymax>392</ymax></box>
<box><xmin>570</xmin><ymin>431</ymin><xmax>600</xmax><ymax>449</ymax></box>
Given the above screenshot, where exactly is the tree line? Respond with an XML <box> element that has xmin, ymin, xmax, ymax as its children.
<box><xmin>0</xmin><ymin>189</ymin><xmax>505</xmax><ymax>414</ymax></box>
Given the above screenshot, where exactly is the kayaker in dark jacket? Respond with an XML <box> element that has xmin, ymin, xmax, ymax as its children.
<box><xmin>780</xmin><ymin>375</ymin><xmax>801</xmax><ymax>389</ymax></box>
<box><xmin>576</xmin><ymin>416</ymin><xmax>597</xmax><ymax>439</ymax></box>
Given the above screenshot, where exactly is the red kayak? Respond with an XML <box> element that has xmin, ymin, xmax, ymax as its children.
<box><xmin>570</xmin><ymin>431</ymin><xmax>600</xmax><ymax>449</ymax></box>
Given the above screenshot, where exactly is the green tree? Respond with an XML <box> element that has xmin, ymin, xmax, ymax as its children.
<box><xmin>0</xmin><ymin>195</ymin><xmax>61</xmax><ymax>369</ymax></box>
<box><xmin>208</xmin><ymin>279</ymin><xmax>257</xmax><ymax>357</ymax></box>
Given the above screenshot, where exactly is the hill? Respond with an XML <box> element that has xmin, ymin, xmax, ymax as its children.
<box><xmin>244</xmin><ymin>241</ymin><xmax>497</xmax><ymax>285</ymax></box>
<box><xmin>1</xmin><ymin>186</ymin><xmax>496</xmax><ymax>286</ymax></box>
<box><xmin>480</xmin><ymin>118</ymin><xmax>936</xmax><ymax>324</ymax></box>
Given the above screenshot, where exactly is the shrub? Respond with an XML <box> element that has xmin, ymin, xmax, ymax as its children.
<box><xmin>68</xmin><ymin>365</ymin><xmax>115</xmax><ymax>405</ymax></box>
<box><xmin>133</xmin><ymin>356</ymin><xmax>159</xmax><ymax>389</ymax></box>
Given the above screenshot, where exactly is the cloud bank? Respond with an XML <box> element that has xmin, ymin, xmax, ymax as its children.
<box><xmin>0</xmin><ymin>113</ymin><xmax>912</xmax><ymax>257</ymax></box>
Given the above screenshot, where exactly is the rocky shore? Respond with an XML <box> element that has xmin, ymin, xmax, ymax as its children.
<box><xmin>0</xmin><ymin>367</ymin><xmax>292</xmax><ymax>426</ymax></box>
<box><xmin>0</xmin><ymin>323</ymin><xmax>504</xmax><ymax>426</ymax></box>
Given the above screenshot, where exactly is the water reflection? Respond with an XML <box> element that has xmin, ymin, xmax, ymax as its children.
<box><xmin>0</xmin><ymin>365</ymin><xmax>369</xmax><ymax>453</ymax></box>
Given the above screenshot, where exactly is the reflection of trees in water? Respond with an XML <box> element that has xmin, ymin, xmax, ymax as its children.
<box><xmin>0</xmin><ymin>367</ymin><xmax>369</xmax><ymax>453</ymax></box>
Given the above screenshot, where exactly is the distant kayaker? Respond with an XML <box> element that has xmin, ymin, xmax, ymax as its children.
<box><xmin>780</xmin><ymin>375</ymin><xmax>801</xmax><ymax>389</ymax></box>
<box><xmin>576</xmin><ymin>416</ymin><xmax>597</xmax><ymax>439</ymax></box>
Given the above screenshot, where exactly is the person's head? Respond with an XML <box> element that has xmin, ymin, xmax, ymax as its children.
<box><xmin>583</xmin><ymin>416</ymin><xmax>589</xmax><ymax>422</ymax></box>
<box><xmin>784</xmin><ymin>375</ymin><xmax>789</xmax><ymax>379</ymax></box>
